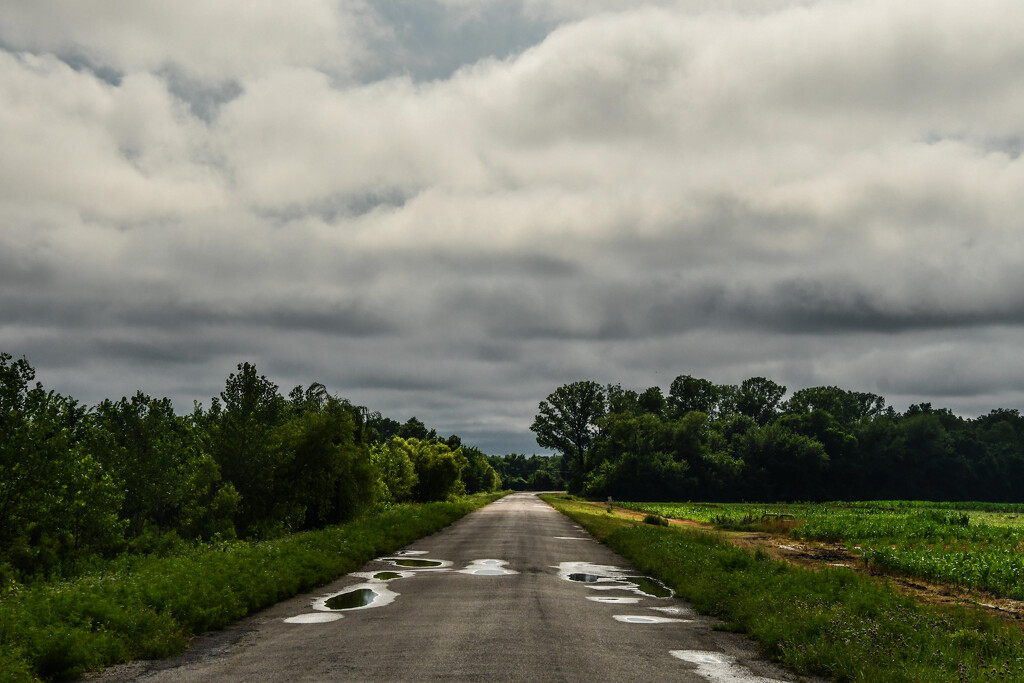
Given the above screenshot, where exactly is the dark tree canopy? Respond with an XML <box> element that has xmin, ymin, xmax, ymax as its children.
<box><xmin>530</xmin><ymin>381</ymin><xmax>606</xmax><ymax>493</ymax></box>
<box><xmin>533</xmin><ymin>373</ymin><xmax>1024</xmax><ymax>504</ymax></box>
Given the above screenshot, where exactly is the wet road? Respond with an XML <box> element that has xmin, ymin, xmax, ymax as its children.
<box><xmin>94</xmin><ymin>493</ymin><xmax>804</xmax><ymax>682</ymax></box>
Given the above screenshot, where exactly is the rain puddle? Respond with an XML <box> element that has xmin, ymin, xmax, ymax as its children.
<box><xmin>623</xmin><ymin>576</ymin><xmax>673</xmax><ymax>598</ymax></box>
<box><xmin>555</xmin><ymin>536</ymin><xmax>589</xmax><ymax>541</ymax></box>
<box><xmin>383</xmin><ymin>558</ymin><xmax>446</xmax><ymax>568</ymax></box>
<box><xmin>372</xmin><ymin>571</ymin><xmax>403</xmax><ymax>580</ymax></box>
<box><xmin>325</xmin><ymin>588</ymin><xmax>376</xmax><ymax>610</ymax></box>
<box><xmin>669</xmin><ymin>651</ymin><xmax>785</xmax><ymax>683</ymax></box>
<box><xmin>312</xmin><ymin>583</ymin><xmax>398</xmax><ymax>613</ymax></box>
<box><xmin>458</xmin><ymin>559</ymin><xmax>517</xmax><ymax>575</ymax></box>
<box><xmin>393</xmin><ymin>550</ymin><xmax>429</xmax><ymax>556</ymax></box>
<box><xmin>614</xmin><ymin>615</ymin><xmax>686</xmax><ymax>624</ymax></box>
<box><xmin>558</xmin><ymin>562</ymin><xmax>673</xmax><ymax>598</ymax></box>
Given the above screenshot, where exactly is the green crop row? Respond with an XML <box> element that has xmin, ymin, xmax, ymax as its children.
<box><xmin>620</xmin><ymin>500</ymin><xmax>1024</xmax><ymax>601</ymax></box>
<box><xmin>863</xmin><ymin>546</ymin><xmax>1024</xmax><ymax>599</ymax></box>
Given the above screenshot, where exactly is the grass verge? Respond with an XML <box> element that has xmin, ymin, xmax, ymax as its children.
<box><xmin>0</xmin><ymin>494</ymin><xmax>502</xmax><ymax>682</ymax></box>
<box><xmin>543</xmin><ymin>495</ymin><xmax>1024</xmax><ymax>682</ymax></box>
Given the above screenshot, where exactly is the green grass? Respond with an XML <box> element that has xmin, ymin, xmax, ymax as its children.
<box><xmin>0</xmin><ymin>494</ymin><xmax>502</xmax><ymax>682</ymax></box>
<box><xmin>622</xmin><ymin>500</ymin><xmax>1024</xmax><ymax>600</ymax></box>
<box><xmin>546</xmin><ymin>495</ymin><xmax>1024</xmax><ymax>682</ymax></box>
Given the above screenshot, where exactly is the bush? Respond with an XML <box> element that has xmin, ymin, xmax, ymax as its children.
<box><xmin>643</xmin><ymin>514</ymin><xmax>669</xmax><ymax>526</ymax></box>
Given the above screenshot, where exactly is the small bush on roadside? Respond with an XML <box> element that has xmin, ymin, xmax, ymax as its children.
<box><xmin>643</xmin><ymin>514</ymin><xmax>669</xmax><ymax>526</ymax></box>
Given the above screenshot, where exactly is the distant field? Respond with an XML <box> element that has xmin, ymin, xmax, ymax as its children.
<box><xmin>620</xmin><ymin>500</ymin><xmax>1024</xmax><ymax>599</ymax></box>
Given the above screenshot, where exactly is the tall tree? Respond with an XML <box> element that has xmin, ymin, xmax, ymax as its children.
<box><xmin>208</xmin><ymin>362</ymin><xmax>289</xmax><ymax>537</ymax></box>
<box><xmin>531</xmin><ymin>381</ymin><xmax>606</xmax><ymax>493</ymax></box>
<box><xmin>736</xmin><ymin>377</ymin><xmax>787</xmax><ymax>426</ymax></box>
<box><xmin>668</xmin><ymin>375</ymin><xmax>719</xmax><ymax>418</ymax></box>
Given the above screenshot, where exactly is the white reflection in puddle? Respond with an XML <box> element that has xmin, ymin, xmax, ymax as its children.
<box><xmin>458</xmin><ymin>559</ymin><xmax>518</xmax><ymax>575</ymax></box>
<box><xmin>613</xmin><ymin>615</ymin><xmax>686</xmax><ymax>624</ymax></box>
<box><xmin>586</xmin><ymin>582</ymin><xmax>636</xmax><ymax>591</ymax></box>
<box><xmin>554</xmin><ymin>536</ymin><xmax>589</xmax><ymax>540</ymax></box>
<box><xmin>393</xmin><ymin>550</ymin><xmax>429</xmax><ymax>556</ymax></box>
<box><xmin>350</xmin><ymin>570</ymin><xmax>415</xmax><ymax>582</ymax></box>
<box><xmin>284</xmin><ymin>612</ymin><xmax>343</xmax><ymax>624</ymax></box>
<box><xmin>587</xmin><ymin>596</ymin><xmax>641</xmax><ymax>604</ymax></box>
<box><xmin>379</xmin><ymin>557</ymin><xmax>453</xmax><ymax>570</ymax></box>
<box><xmin>670</xmin><ymin>651</ymin><xmax>786</xmax><ymax>682</ymax></box>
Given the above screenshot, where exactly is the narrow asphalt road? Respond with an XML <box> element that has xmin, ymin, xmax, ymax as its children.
<box><xmin>94</xmin><ymin>493</ymin><xmax>806</xmax><ymax>682</ymax></box>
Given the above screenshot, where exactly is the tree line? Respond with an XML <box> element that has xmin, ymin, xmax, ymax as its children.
<box><xmin>531</xmin><ymin>376</ymin><xmax>1024</xmax><ymax>502</ymax></box>
<box><xmin>0</xmin><ymin>353</ymin><xmax>501</xmax><ymax>585</ymax></box>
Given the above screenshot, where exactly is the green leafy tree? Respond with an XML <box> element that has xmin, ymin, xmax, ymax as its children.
<box><xmin>585</xmin><ymin>412</ymin><xmax>693</xmax><ymax>500</ymax></box>
<box><xmin>668</xmin><ymin>375</ymin><xmax>719</xmax><ymax>418</ymax></box>
<box><xmin>371</xmin><ymin>436</ymin><xmax>419</xmax><ymax>504</ymax></box>
<box><xmin>736</xmin><ymin>377</ymin><xmax>787</xmax><ymax>426</ymax></box>
<box><xmin>736</xmin><ymin>422</ymin><xmax>828</xmax><ymax>500</ymax></box>
<box><xmin>637</xmin><ymin>386</ymin><xmax>667</xmax><ymax>417</ymax></box>
<box><xmin>0</xmin><ymin>354</ymin><xmax>124</xmax><ymax>577</ymax></box>
<box><xmin>397</xmin><ymin>416</ymin><xmax>436</xmax><ymax>441</ymax></box>
<box><xmin>785</xmin><ymin>386</ymin><xmax>886</xmax><ymax>427</ymax></box>
<box><xmin>531</xmin><ymin>381</ymin><xmax>606</xmax><ymax>493</ymax></box>
<box><xmin>207</xmin><ymin>362</ymin><xmax>289</xmax><ymax>537</ymax></box>
<box><xmin>280</xmin><ymin>395</ymin><xmax>376</xmax><ymax>527</ymax></box>
<box><xmin>460</xmin><ymin>445</ymin><xmax>501</xmax><ymax>494</ymax></box>
<box><xmin>366</xmin><ymin>411</ymin><xmax>401</xmax><ymax>443</ymax></box>
<box><xmin>404</xmin><ymin>438</ymin><xmax>467</xmax><ymax>501</ymax></box>
<box><xmin>89</xmin><ymin>392</ymin><xmax>211</xmax><ymax>537</ymax></box>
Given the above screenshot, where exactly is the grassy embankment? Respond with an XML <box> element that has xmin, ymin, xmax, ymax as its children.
<box><xmin>0</xmin><ymin>493</ymin><xmax>503</xmax><ymax>682</ymax></box>
<box><xmin>543</xmin><ymin>494</ymin><xmax>1024</xmax><ymax>682</ymax></box>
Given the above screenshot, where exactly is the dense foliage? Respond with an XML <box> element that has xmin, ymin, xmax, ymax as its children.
<box><xmin>487</xmin><ymin>453</ymin><xmax>565</xmax><ymax>491</ymax></box>
<box><xmin>532</xmin><ymin>376</ymin><xmax>1024</xmax><ymax>501</ymax></box>
<box><xmin>0</xmin><ymin>353</ymin><xmax>500</xmax><ymax>589</ymax></box>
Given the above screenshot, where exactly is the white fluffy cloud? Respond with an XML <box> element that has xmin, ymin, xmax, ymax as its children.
<box><xmin>2</xmin><ymin>0</ymin><xmax>1023</xmax><ymax>452</ymax></box>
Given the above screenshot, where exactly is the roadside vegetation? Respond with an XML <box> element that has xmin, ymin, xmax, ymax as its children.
<box><xmin>0</xmin><ymin>352</ymin><xmax>502</xmax><ymax>589</ymax></box>
<box><xmin>0</xmin><ymin>351</ymin><xmax>512</xmax><ymax>681</ymax></box>
<box><xmin>622</xmin><ymin>500</ymin><xmax>1024</xmax><ymax>601</ymax></box>
<box><xmin>0</xmin><ymin>495</ymin><xmax>500</xmax><ymax>682</ymax></box>
<box><xmin>546</xmin><ymin>495</ymin><xmax>1024</xmax><ymax>682</ymax></box>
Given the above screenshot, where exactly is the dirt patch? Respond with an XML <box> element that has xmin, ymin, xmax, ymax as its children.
<box><xmin>605</xmin><ymin>505</ymin><xmax>708</xmax><ymax>528</ymax></box>
<box><xmin>592</xmin><ymin>501</ymin><xmax>1024</xmax><ymax>624</ymax></box>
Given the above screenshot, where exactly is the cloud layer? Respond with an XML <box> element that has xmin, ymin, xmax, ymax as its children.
<box><xmin>2</xmin><ymin>0</ymin><xmax>1023</xmax><ymax>453</ymax></box>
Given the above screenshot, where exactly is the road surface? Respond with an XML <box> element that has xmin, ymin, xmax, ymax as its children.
<box><xmin>93</xmin><ymin>492</ymin><xmax>807</xmax><ymax>682</ymax></box>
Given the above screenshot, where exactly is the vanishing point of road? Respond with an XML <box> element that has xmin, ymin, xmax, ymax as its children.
<box><xmin>94</xmin><ymin>493</ymin><xmax>807</xmax><ymax>682</ymax></box>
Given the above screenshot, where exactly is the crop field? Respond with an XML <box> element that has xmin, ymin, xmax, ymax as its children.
<box><xmin>620</xmin><ymin>500</ymin><xmax>1024</xmax><ymax>599</ymax></box>
<box><xmin>552</xmin><ymin>495</ymin><xmax>1024</xmax><ymax>681</ymax></box>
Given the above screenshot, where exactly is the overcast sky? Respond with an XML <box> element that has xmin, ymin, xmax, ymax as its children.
<box><xmin>2</xmin><ymin>0</ymin><xmax>1023</xmax><ymax>454</ymax></box>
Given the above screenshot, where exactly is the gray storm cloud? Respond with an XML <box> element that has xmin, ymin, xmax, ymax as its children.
<box><xmin>1</xmin><ymin>0</ymin><xmax>1023</xmax><ymax>453</ymax></box>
